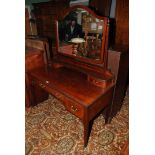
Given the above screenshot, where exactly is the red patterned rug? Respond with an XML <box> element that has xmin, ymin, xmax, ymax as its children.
<box><xmin>25</xmin><ymin>94</ymin><xmax>128</xmax><ymax>155</ymax></box>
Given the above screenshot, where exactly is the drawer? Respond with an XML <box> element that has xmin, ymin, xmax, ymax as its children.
<box><xmin>29</xmin><ymin>77</ymin><xmax>49</xmax><ymax>106</ymax></box>
<box><xmin>65</xmin><ymin>101</ymin><xmax>84</xmax><ymax>120</ymax></box>
<box><xmin>30</xmin><ymin>77</ymin><xmax>48</xmax><ymax>88</ymax></box>
<box><xmin>87</xmin><ymin>75</ymin><xmax>113</xmax><ymax>88</ymax></box>
<box><xmin>30</xmin><ymin>76</ymin><xmax>84</xmax><ymax>119</ymax></box>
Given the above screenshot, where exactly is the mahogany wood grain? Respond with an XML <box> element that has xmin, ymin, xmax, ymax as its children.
<box><xmin>89</xmin><ymin>0</ymin><xmax>112</xmax><ymax>16</ymax></box>
<box><xmin>87</xmin><ymin>74</ymin><xmax>114</xmax><ymax>88</ymax></box>
<box><xmin>30</xmin><ymin>67</ymin><xmax>113</xmax><ymax>106</ymax></box>
<box><xmin>115</xmin><ymin>0</ymin><xmax>129</xmax><ymax>50</ymax></box>
<box><xmin>28</xmin><ymin>66</ymin><xmax>115</xmax><ymax>147</ymax></box>
<box><xmin>107</xmin><ymin>49</ymin><xmax>129</xmax><ymax>122</ymax></box>
<box><xmin>25</xmin><ymin>47</ymin><xmax>49</xmax><ymax>107</ymax></box>
<box><xmin>32</xmin><ymin>0</ymin><xmax>70</xmax><ymax>62</ymax></box>
<box><xmin>28</xmin><ymin>4</ymin><xmax>115</xmax><ymax>147</ymax></box>
<box><xmin>25</xmin><ymin>38</ymin><xmax>50</xmax><ymax>64</ymax></box>
<box><xmin>25</xmin><ymin>74</ymin><xmax>32</xmax><ymax>107</ymax></box>
<box><xmin>33</xmin><ymin>0</ymin><xmax>70</xmax><ymax>41</ymax></box>
<box><xmin>29</xmin><ymin>78</ymin><xmax>49</xmax><ymax>106</ymax></box>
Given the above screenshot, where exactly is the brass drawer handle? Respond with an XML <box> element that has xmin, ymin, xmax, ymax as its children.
<box><xmin>71</xmin><ymin>105</ymin><xmax>78</xmax><ymax>112</ymax></box>
<box><xmin>55</xmin><ymin>93</ymin><xmax>64</xmax><ymax>100</ymax></box>
<box><xmin>39</xmin><ymin>83</ymin><xmax>45</xmax><ymax>88</ymax></box>
<box><xmin>45</xmin><ymin>80</ymin><xmax>49</xmax><ymax>84</ymax></box>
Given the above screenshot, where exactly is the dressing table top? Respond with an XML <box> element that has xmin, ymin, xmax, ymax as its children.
<box><xmin>29</xmin><ymin>66</ymin><xmax>114</xmax><ymax>106</ymax></box>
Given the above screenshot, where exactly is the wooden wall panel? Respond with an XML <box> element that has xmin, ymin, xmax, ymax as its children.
<box><xmin>108</xmin><ymin>50</ymin><xmax>129</xmax><ymax>121</ymax></box>
<box><xmin>33</xmin><ymin>0</ymin><xmax>70</xmax><ymax>41</ymax></box>
<box><xmin>115</xmin><ymin>0</ymin><xmax>129</xmax><ymax>50</ymax></box>
<box><xmin>89</xmin><ymin>0</ymin><xmax>112</xmax><ymax>16</ymax></box>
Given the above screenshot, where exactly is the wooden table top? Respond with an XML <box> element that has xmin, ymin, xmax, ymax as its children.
<box><xmin>30</xmin><ymin>66</ymin><xmax>114</xmax><ymax>106</ymax></box>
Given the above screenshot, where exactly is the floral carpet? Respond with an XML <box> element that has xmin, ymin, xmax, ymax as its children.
<box><xmin>25</xmin><ymin>94</ymin><xmax>128</xmax><ymax>155</ymax></box>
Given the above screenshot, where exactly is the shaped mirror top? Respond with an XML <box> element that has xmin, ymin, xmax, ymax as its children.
<box><xmin>56</xmin><ymin>6</ymin><xmax>108</xmax><ymax>63</ymax></box>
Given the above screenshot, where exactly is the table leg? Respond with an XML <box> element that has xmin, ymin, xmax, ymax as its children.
<box><xmin>83</xmin><ymin>120</ymin><xmax>93</xmax><ymax>147</ymax></box>
<box><xmin>103</xmin><ymin>106</ymin><xmax>112</xmax><ymax>124</ymax></box>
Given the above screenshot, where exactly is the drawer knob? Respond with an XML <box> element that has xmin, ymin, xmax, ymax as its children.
<box><xmin>71</xmin><ymin>105</ymin><xmax>78</xmax><ymax>112</ymax></box>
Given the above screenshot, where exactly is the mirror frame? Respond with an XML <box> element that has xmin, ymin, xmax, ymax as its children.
<box><xmin>55</xmin><ymin>5</ymin><xmax>109</xmax><ymax>68</ymax></box>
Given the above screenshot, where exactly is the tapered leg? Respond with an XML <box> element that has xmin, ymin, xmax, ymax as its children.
<box><xmin>83</xmin><ymin>122</ymin><xmax>89</xmax><ymax>147</ymax></box>
<box><xmin>83</xmin><ymin>121</ymin><xmax>93</xmax><ymax>147</ymax></box>
<box><xmin>102</xmin><ymin>106</ymin><xmax>112</xmax><ymax>124</ymax></box>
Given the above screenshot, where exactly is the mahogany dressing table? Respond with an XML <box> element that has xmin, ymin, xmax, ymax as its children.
<box><xmin>28</xmin><ymin>5</ymin><xmax>115</xmax><ymax>147</ymax></box>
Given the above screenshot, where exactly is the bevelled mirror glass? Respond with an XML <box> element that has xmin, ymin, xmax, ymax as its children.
<box><xmin>56</xmin><ymin>6</ymin><xmax>109</xmax><ymax>64</ymax></box>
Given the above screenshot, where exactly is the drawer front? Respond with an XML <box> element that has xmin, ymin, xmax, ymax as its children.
<box><xmin>87</xmin><ymin>75</ymin><xmax>113</xmax><ymax>88</ymax></box>
<box><xmin>29</xmin><ymin>77</ymin><xmax>49</xmax><ymax>106</ymax></box>
<box><xmin>30</xmin><ymin>77</ymin><xmax>84</xmax><ymax>120</ymax></box>
<box><xmin>65</xmin><ymin>100</ymin><xmax>84</xmax><ymax>120</ymax></box>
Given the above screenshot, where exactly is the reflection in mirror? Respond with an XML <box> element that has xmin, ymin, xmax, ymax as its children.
<box><xmin>58</xmin><ymin>8</ymin><xmax>104</xmax><ymax>60</ymax></box>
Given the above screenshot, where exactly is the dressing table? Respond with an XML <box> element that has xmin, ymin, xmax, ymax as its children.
<box><xmin>28</xmin><ymin>5</ymin><xmax>115</xmax><ymax>147</ymax></box>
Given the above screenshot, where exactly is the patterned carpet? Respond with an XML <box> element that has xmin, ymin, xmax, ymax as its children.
<box><xmin>25</xmin><ymin>94</ymin><xmax>128</xmax><ymax>155</ymax></box>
